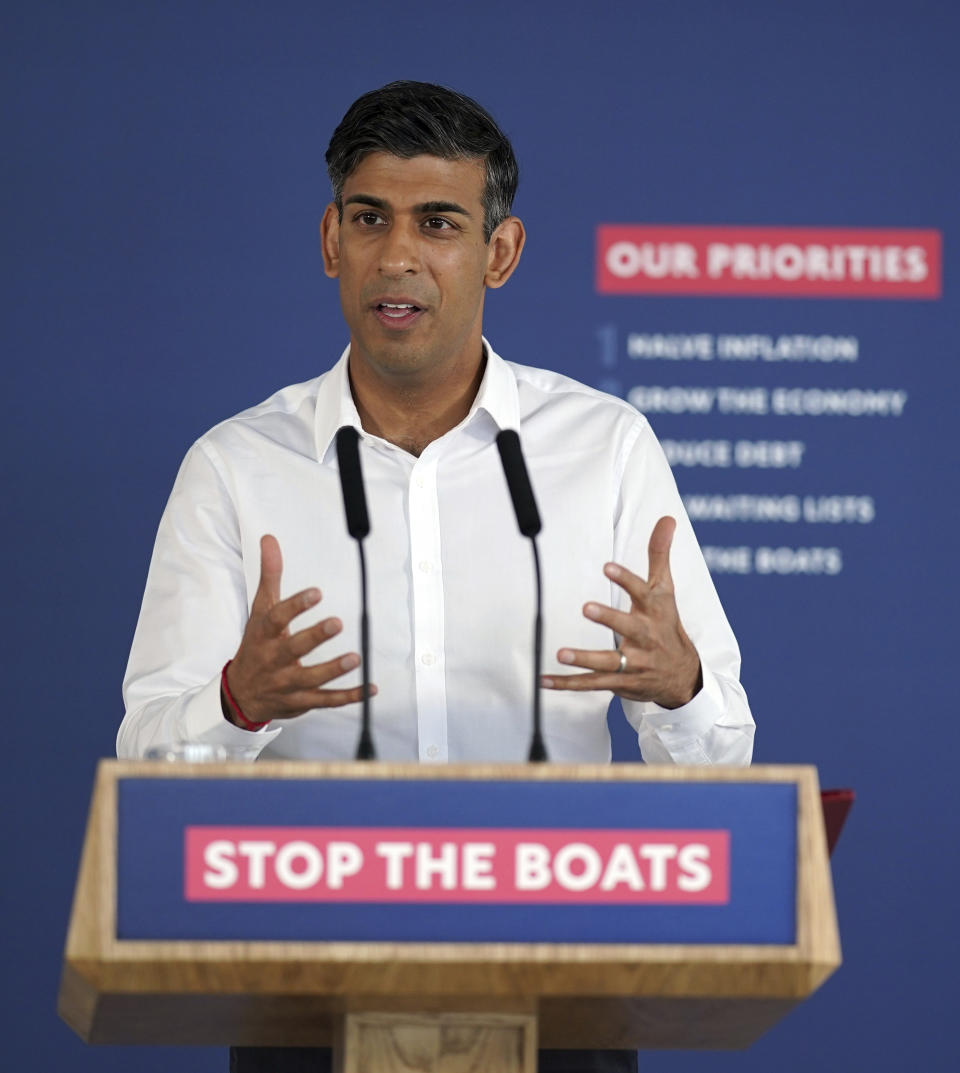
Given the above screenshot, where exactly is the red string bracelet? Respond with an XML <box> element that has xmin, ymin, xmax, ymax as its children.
<box><xmin>221</xmin><ymin>660</ymin><xmax>269</xmax><ymax>731</ymax></box>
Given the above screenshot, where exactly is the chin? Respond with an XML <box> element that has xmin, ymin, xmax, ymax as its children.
<box><xmin>359</xmin><ymin>340</ymin><xmax>433</xmax><ymax>377</ymax></box>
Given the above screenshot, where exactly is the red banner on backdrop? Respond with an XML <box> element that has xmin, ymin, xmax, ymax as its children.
<box><xmin>185</xmin><ymin>825</ymin><xmax>730</xmax><ymax>904</ymax></box>
<box><xmin>596</xmin><ymin>224</ymin><xmax>941</xmax><ymax>298</ymax></box>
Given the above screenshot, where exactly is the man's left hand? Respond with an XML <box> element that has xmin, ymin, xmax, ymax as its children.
<box><xmin>542</xmin><ymin>516</ymin><xmax>702</xmax><ymax>709</ymax></box>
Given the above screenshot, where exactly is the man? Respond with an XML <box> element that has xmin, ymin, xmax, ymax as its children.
<box><xmin>120</xmin><ymin>82</ymin><xmax>754</xmax><ymax>1071</ymax></box>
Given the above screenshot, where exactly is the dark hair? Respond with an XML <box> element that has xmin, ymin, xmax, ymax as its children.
<box><xmin>325</xmin><ymin>81</ymin><xmax>518</xmax><ymax>243</ymax></box>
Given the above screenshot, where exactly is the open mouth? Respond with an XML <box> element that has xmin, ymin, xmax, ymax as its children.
<box><xmin>373</xmin><ymin>301</ymin><xmax>424</xmax><ymax>329</ymax></box>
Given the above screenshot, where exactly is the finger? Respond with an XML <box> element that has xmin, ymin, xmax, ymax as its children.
<box><xmin>646</xmin><ymin>516</ymin><xmax>677</xmax><ymax>585</ymax></box>
<box><xmin>556</xmin><ymin>647</ymin><xmax>625</xmax><ymax>673</ymax></box>
<box><xmin>295</xmin><ymin>651</ymin><xmax>362</xmax><ymax>688</ymax></box>
<box><xmin>251</xmin><ymin>534</ymin><xmax>284</xmax><ymax>614</ymax></box>
<box><xmin>286</xmin><ymin>616</ymin><xmax>343</xmax><ymax>659</ymax></box>
<box><xmin>602</xmin><ymin>561</ymin><xmax>650</xmax><ymax>607</ymax></box>
<box><xmin>542</xmin><ymin>670</ymin><xmax>629</xmax><ymax>692</ymax></box>
<box><xmin>266</xmin><ymin>650</ymin><xmax>362</xmax><ymax>705</ymax></box>
<box><xmin>261</xmin><ymin>586</ymin><xmax>322</xmax><ymax>637</ymax></box>
<box><xmin>582</xmin><ymin>600</ymin><xmax>648</xmax><ymax>641</ymax></box>
<box><xmin>281</xmin><ymin>683</ymin><xmax>377</xmax><ymax>713</ymax></box>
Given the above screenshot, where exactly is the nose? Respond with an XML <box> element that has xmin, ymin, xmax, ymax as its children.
<box><xmin>379</xmin><ymin>221</ymin><xmax>420</xmax><ymax>276</ymax></box>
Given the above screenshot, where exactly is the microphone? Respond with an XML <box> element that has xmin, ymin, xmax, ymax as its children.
<box><xmin>335</xmin><ymin>426</ymin><xmax>375</xmax><ymax>760</ymax></box>
<box><xmin>336</xmin><ymin>426</ymin><xmax>370</xmax><ymax>539</ymax></box>
<box><xmin>496</xmin><ymin>430</ymin><xmax>548</xmax><ymax>762</ymax></box>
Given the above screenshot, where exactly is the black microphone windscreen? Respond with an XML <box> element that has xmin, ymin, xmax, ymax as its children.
<box><xmin>496</xmin><ymin>429</ymin><xmax>542</xmax><ymax>537</ymax></box>
<box><xmin>335</xmin><ymin>426</ymin><xmax>370</xmax><ymax>539</ymax></box>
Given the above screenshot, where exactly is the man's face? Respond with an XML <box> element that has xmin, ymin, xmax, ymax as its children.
<box><xmin>322</xmin><ymin>152</ymin><xmax>513</xmax><ymax>386</ymax></box>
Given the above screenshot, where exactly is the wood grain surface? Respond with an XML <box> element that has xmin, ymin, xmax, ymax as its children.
<box><xmin>337</xmin><ymin>1012</ymin><xmax>536</xmax><ymax>1073</ymax></box>
<box><xmin>59</xmin><ymin>760</ymin><xmax>841</xmax><ymax>1050</ymax></box>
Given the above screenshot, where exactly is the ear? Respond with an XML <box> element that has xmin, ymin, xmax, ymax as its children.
<box><xmin>320</xmin><ymin>203</ymin><xmax>341</xmax><ymax>278</ymax></box>
<box><xmin>484</xmin><ymin>216</ymin><xmax>526</xmax><ymax>289</ymax></box>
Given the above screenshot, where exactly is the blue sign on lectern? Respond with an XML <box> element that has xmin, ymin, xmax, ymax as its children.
<box><xmin>116</xmin><ymin>776</ymin><xmax>796</xmax><ymax>946</ymax></box>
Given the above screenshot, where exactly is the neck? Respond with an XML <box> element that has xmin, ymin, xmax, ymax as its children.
<box><xmin>348</xmin><ymin>349</ymin><xmax>486</xmax><ymax>457</ymax></box>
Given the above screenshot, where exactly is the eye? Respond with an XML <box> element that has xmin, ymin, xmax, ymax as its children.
<box><xmin>423</xmin><ymin>216</ymin><xmax>456</xmax><ymax>231</ymax></box>
<box><xmin>353</xmin><ymin>211</ymin><xmax>385</xmax><ymax>227</ymax></box>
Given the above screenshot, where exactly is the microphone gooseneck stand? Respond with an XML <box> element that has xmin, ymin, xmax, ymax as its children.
<box><xmin>336</xmin><ymin>425</ymin><xmax>547</xmax><ymax>763</ymax></box>
<box><xmin>335</xmin><ymin>426</ymin><xmax>376</xmax><ymax>761</ymax></box>
<box><xmin>496</xmin><ymin>429</ymin><xmax>548</xmax><ymax>762</ymax></box>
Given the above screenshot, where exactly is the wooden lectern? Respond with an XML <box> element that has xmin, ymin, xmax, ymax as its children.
<box><xmin>59</xmin><ymin>761</ymin><xmax>840</xmax><ymax>1070</ymax></box>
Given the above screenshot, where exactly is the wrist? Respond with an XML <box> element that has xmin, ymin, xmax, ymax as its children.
<box><xmin>220</xmin><ymin>661</ymin><xmax>270</xmax><ymax>731</ymax></box>
<box><xmin>658</xmin><ymin>651</ymin><xmax>703</xmax><ymax>710</ymax></box>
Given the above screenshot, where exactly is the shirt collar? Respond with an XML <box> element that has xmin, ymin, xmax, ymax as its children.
<box><xmin>314</xmin><ymin>344</ymin><xmax>360</xmax><ymax>464</ymax></box>
<box><xmin>313</xmin><ymin>338</ymin><xmax>520</xmax><ymax>463</ymax></box>
<box><xmin>470</xmin><ymin>338</ymin><xmax>521</xmax><ymax>433</ymax></box>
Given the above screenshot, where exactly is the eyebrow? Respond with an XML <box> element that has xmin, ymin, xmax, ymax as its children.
<box><xmin>343</xmin><ymin>194</ymin><xmax>472</xmax><ymax>217</ymax></box>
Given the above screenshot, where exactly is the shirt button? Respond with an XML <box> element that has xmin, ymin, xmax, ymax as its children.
<box><xmin>418</xmin><ymin>560</ymin><xmax>431</xmax><ymax>573</ymax></box>
<box><xmin>421</xmin><ymin>653</ymin><xmax>435</xmax><ymax>666</ymax></box>
<box><xmin>415</xmin><ymin>475</ymin><xmax>425</xmax><ymax>489</ymax></box>
<box><xmin>426</xmin><ymin>745</ymin><xmax>440</xmax><ymax>759</ymax></box>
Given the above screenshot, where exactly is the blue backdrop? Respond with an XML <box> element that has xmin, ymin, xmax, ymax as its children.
<box><xmin>3</xmin><ymin>1</ymin><xmax>958</xmax><ymax>1069</ymax></box>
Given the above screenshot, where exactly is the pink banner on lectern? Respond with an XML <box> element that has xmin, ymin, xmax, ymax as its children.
<box><xmin>185</xmin><ymin>825</ymin><xmax>730</xmax><ymax>905</ymax></box>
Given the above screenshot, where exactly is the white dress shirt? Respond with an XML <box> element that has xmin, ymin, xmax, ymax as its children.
<box><xmin>119</xmin><ymin>342</ymin><xmax>754</xmax><ymax>765</ymax></box>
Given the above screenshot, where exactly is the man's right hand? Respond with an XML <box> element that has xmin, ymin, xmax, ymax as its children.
<box><xmin>222</xmin><ymin>534</ymin><xmax>373</xmax><ymax>726</ymax></box>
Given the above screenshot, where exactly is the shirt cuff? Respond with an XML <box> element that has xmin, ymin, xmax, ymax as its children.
<box><xmin>640</xmin><ymin>661</ymin><xmax>725</xmax><ymax>755</ymax></box>
<box><xmin>180</xmin><ymin>674</ymin><xmax>283</xmax><ymax>756</ymax></box>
